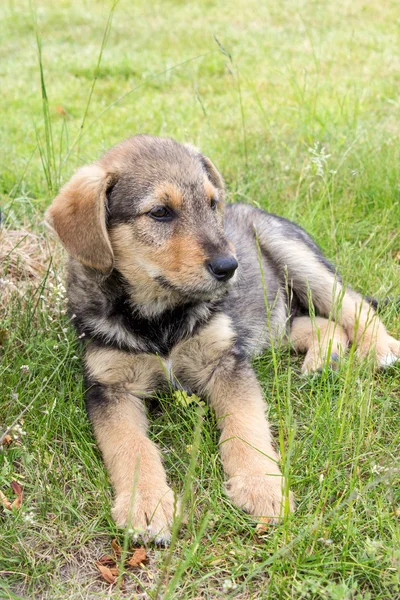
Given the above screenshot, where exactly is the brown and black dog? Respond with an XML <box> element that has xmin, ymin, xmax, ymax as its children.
<box><xmin>46</xmin><ymin>135</ymin><xmax>400</xmax><ymax>543</ymax></box>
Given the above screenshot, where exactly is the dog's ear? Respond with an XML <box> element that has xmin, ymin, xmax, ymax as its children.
<box><xmin>200</xmin><ymin>155</ymin><xmax>225</xmax><ymax>196</ymax></box>
<box><xmin>184</xmin><ymin>143</ymin><xmax>225</xmax><ymax>198</ymax></box>
<box><xmin>45</xmin><ymin>165</ymin><xmax>114</xmax><ymax>272</ymax></box>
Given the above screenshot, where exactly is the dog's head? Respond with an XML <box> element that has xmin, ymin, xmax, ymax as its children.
<box><xmin>46</xmin><ymin>135</ymin><xmax>238</xmax><ymax>307</ymax></box>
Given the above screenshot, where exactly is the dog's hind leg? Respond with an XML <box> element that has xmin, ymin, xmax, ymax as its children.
<box><xmin>290</xmin><ymin>316</ymin><xmax>349</xmax><ymax>374</ymax></box>
<box><xmin>84</xmin><ymin>346</ymin><xmax>176</xmax><ymax>544</ymax></box>
<box><xmin>253</xmin><ymin>210</ymin><xmax>400</xmax><ymax>368</ymax></box>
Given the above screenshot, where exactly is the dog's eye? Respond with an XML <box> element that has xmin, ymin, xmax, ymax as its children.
<box><xmin>149</xmin><ymin>206</ymin><xmax>174</xmax><ymax>222</ymax></box>
<box><xmin>210</xmin><ymin>198</ymin><xmax>218</xmax><ymax>211</ymax></box>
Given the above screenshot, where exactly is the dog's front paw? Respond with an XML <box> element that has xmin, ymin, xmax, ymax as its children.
<box><xmin>358</xmin><ymin>333</ymin><xmax>400</xmax><ymax>369</ymax></box>
<box><xmin>112</xmin><ymin>484</ymin><xmax>178</xmax><ymax>545</ymax></box>
<box><xmin>225</xmin><ymin>473</ymin><xmax>294</xmax><ymax>523</ymax></box>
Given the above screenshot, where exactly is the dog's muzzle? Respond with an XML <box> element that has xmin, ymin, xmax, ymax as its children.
<box><xmin>207</xmin><ymin>255</ymin><xmax>238</xmax><ymax>282</ymax></box>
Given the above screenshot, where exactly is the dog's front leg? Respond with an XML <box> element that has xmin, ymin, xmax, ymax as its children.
<box><xmin>173</xmin><ymin>314</ymin><xmax>293</xmax><ymax>523</ymax></box>
<box><xmin>205</xmin><ymin>356</ymin><xmax>294</xmax><ymax>522</ymax></box>
<box><xmin>85</xmin><ymin>347</ymin><xmax>176</xmax><ymax>544</ymax></box>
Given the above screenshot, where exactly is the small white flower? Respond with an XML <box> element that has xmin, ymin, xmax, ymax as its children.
<box><xmin>372</xmin><ymin>464</ymin><xmax>384</xmax><ymax>475</ymax></box>
<box><xmin>20</xmin><ymin>365</ymin><xmax>30</xmax><ymax>374</ymax></box>
<box><xmin>222</xmin><ymin>579</ymin><xmax>237</xmax><ymax>593</ymax></box>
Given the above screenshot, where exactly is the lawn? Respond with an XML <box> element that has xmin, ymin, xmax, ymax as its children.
<box><xmin>1</xmin><ymin>0</ymin><xmax>400</xmax><ymax>598</ymax></box>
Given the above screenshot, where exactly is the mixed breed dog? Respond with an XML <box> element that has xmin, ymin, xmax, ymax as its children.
<box><xmin>46</xmin><ymin>135</ymin><xmax>400</xmax><ymax>543</ymax></box>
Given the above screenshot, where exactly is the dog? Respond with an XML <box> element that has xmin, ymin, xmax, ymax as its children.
<box><xmin>46</xmin><ymin>135</ymin><xmax>400</xmax><ymax>544</ymax></box>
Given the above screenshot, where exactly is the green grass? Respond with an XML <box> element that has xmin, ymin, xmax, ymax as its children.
<box><xmin>1</xmin><ymin>0</ymin><xmax>400</xmax><ymax>597</ymax></box>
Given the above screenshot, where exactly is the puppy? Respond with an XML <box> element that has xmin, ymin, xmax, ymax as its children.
<box><xmin>46</xmin><ymin>135</ymin><xmax>400</xmax><ymax>543</ymax></box>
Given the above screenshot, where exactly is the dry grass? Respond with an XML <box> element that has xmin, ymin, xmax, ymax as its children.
<box><xmin>0</xmin><ymin>227</ymin><xmax>62</xmax><ymax>318</ymax></box>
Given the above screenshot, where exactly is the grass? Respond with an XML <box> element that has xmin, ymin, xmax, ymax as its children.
<box><xmin>1</xmin><ymin>0</ymin><xmax>400</xmax><ymax>597</ymax></box>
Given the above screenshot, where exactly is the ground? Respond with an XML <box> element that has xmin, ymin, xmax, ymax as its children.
<box><xmin>1</xmin><ymin>0</ymin><xmax>400</xmax><ymax>598</ymax></box>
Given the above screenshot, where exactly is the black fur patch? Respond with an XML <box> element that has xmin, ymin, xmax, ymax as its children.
<box><xmin>71</xmin><ymin>269</ymin><xmax>221</xmax><ymax>357</ymax></box>
<box><xmin>84</xmin><ymin>376</ymin><xmax>109</xmax><ymax>416</ymax></box>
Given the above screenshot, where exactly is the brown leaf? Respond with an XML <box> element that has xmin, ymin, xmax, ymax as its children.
<box><xmin>98</xmin><ymin>554</ymin><xmax>116</xmax><ymax>567</ymax></box>
<box><xmin>10</xmin><ymin>480</ymin><xmax>23</xmax><ymax>509</ymax></box>
<box><xmin>111</xmin><ymin>538</ymin><xmax>122</xmax><ymax>560</ymax></box>
<box><xmin>1</xmin><ymin>435</ymin><xmax>12</xmax><ymax>447</ymax></box>
<box><xmin>126</xmin><ymin>547</ymin><xmax>147</xmax><ymax>568</ymax></box>
<box><xmin>11</xmin><ymin>481</ymin><xmax>23</xmax><ymax>495</ymax></box>
<box><xmin>396</xmin><ymin>250</ymin><xmax>400</xmax><ymax>262</ymax></box>
<box><xmin>0</xmin><ymin>490</ymin><xmax>12</xmax><ymax>511</ymax></box>
<box><xmin>96</xmin><ymin>562</ymin><xmax>117</xmax><ymax>585</ymax></box>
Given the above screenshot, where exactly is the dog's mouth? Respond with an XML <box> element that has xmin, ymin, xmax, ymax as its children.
<box><xmin>154</xmin><ymin>271</ymin><xmax>236</xmax><ymax>302</ymax></box>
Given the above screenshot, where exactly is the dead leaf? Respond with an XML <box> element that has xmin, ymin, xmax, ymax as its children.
<box><xmin>11</xmin><ymin>481</ymin><xmax>23</xmax><ymax>495</ymax></box>
<box><xmin>0</xmin><ymin>490</ymin><xmax>12</xmax><ymax>510</ymax></box>
<box><xmin>96</xmin><ymin>562</ymin><xmax>117</xmax><ymax>585</ymax></box>
<box><xmin>111</xmin><ymin>538</ymin><xmax>122</xmax><ymax>559</ymax></box>
<box><xmin>1</xmin><ymin>435</ymin><xmax>12</xmax><ymax>447</ymax></box>
<box><xmin>127</xmin><ymin>547</ymin><xmax>147</xmax><ymax>568</ymax></box>
<box><xmin>98</xmin><ymin>554</ymin><xmax>116</xmax><ymax>567</ymax></box>
<box><xmin>10</xmin><ymin>480</ymin><xmax>23</xmax><ymax>509</ymax></box>
<box><xmin>396</xmin><ymin>250</ymin><xmax>400</xmax><ymax>262</ymax></box>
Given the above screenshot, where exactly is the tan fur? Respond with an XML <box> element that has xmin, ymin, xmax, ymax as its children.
<box><xmin>207</xmin><ymin>365</ymin><xmax>290</xmax><ymax>520</ymax></box>
<box><xmin>171</xmin><ymin>314</ymin><xmax>293</xmax><ymax>521</ymax></box>
<box><xmin>161</xmin><ymin>234</ymin><xmax>207</xmax><ymax>275</ymax></box>
<box><xmin>290</xmin><ymin>316</ymin><xmax>349</xmax><ymax>374</ymax></box>
<box><xmin>86</xmin><ymin>346</ymin><xmax>174</xmax><ymax>540</ymax></box>
<box><xmin>171</xmin><ymin>313</ymin><xmax>236</xmax><ymax>389</ymax></box>
<box><xmin>110</xmin><ymin>224</ymin><xmax>208</xmax><ymax>299</ymax></box>
<box><xmin>91</xmin><ymin>393</ymin><xmax>175</xmax><ymax>540</ymax></box>
<box><xmin>85</xmin><ymin>346</ymin><xmax>164</xmax><ymax>389</ymax></box>
<box><xmin>154</xmin><ymin>182</ymin><xmax>183</xmax><ymax>211</ymax></box>
<box><xmin>201</xmin><ymin>156</ymin><xmax>226</xmax><ymax>194</ymax></box>
<box><xmin>203</xmin><ymin>178</ymin><xmax>217</xmax><ymax>201</ymax></box>
<box><xmin>257</xmin><ymin>233</ymin><xmax>400</xmax><ymax>367</ymax></box>
<box><xmin>45</xmin><ymin>165</ymin><xmax>114</xmax><ymax>271</ymax></box>
<box><xmin>109</xmin><ymin>224</ymin><xmax>176</xmax><ymax>310</ymax></box>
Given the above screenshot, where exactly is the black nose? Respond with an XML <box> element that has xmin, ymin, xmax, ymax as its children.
<box><xmin>207</xmin><ymin>256</ymin><xmax>238</xmax><ymax>281</ymax></box>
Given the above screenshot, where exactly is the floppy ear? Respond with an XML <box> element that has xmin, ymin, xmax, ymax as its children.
<box><xmin>45</xmin><ymin>164</ymin><xmax>114</xmax><ymax>272</ymax></box>
<box><xmin>200</xmin><ymin>155</ymin><xmax>225</xmax><ymax>197</ymax></box>
<box><xmin>184</xmin><ymin>143</ymin><xmax>225</xmax><ymax>198</ymax></box>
